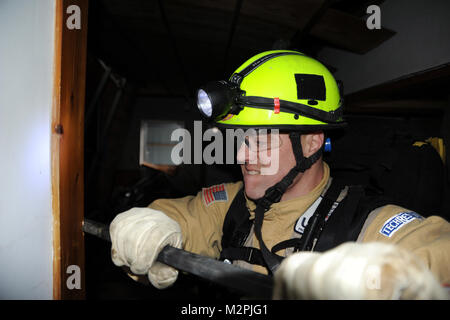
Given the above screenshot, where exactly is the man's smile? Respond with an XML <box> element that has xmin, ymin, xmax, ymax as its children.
<box><xmin>243</xmin><ymin>166</ymin><xmax>261</xmax><ymax>176</ymax></box>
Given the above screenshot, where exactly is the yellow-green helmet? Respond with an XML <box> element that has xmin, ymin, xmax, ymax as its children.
<box><xmin>197</xmin><ymin>50</ymin><xmax>345</xmax><ymax>131</ymax></box>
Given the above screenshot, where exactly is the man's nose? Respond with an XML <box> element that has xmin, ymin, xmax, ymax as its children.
<box><xmin>236</xmin><ymin>140</ymin><xmax>257</xmax><ymax>164</ymax></box>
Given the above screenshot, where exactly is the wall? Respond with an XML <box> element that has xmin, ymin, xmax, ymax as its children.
<box><xmin>318</xmin><ymin>0</ymin><xmax>450</xmax><ymax>94</ymax></box>
<box><xmin>0</xmin><ymin>0</ymin><xmax>55</xmax><ymax>299</ymax></box>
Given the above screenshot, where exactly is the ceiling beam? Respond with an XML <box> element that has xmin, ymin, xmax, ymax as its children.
<box><xmin>290</xmin><ymin>0</ymin><xmax>335</xmax><ymax>51</ymax></box>
<box><xmin>346</xmin><ymin>99</ymin><xmax>448</xmax><ymax>112</ymax></box>
<box><xmin>157</xmin><ymin>0</ymin><xmax>193</xmax><ymax>100</ymax></box>
<box><xmin>345</xmin><ymin>63</ymin><xmax>450</xmax><ymax>115</ymax></box>
<box><xmin>176</xmin><ymin>0</ymin><xmax>324</xmax><ymax>32</ymax></box>
<box><xmin>223</xmin><ymin>0</ymin><xmax>244</xmax><ymax>73</ymax></box>
<box><xmin>93</xmin><ymin>0</ymin><xmax>174</xmax><ymax>94</ymax></box>
<box><xmin>311</xmin><ymin>8</ymin><xmax>396</xmax><ymax>54</ymax></box>
<box><xmin>171</xmin><ymin>0</ymin><xmax>395</xmax><ymax>54</ymax></box>
<box><xmin>346</xmin><ymin>63</ymin><xmax>450</xmax><ymax>102</ymax></box>
<box><xmin>346</xmin><ymin>99</ymin><xmax>446</xmax><ymax>115</ymax></box>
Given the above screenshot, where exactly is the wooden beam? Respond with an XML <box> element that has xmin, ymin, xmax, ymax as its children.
<box><xmin>223</xmin><ymin>0</ymin><xmax>244</xmax><ymax>72</ymax></box>
<box><xmin>92</xmin><ymin>0</ymin><xmax>175</xmax><ymax>95</ymax></box>
<box><xmin>165</xmin><ymin>0</ymin><xmax>395</xmax><ymax>54</ymax></box>
<box><xmin>172</xmin><ymin>0</ymin><xmax>325</xmax><ymax>31</ymax></box>
<box><xmin>344</xmin><ymin>64</ymin><xmax>450</xmax><ymax>115</ymax></box>
<box><xmin>157</xmin><ymin>0</ymin><xmax>193</xmax><ymax>99</ymax></box>
<box><xmin>52</xmin><ymin>0</ymin><xmax>63</xmax><ymax>300</ymax></box>
<box><xmin>331</xmin><ymin>0</ymin><xmax>386</xmax><ymax>17</ymax></box>
<box><xmin>239</xmin><ymin>0</ymin><xmax>325</xmax><ymax>31</ymax></box>
<box><xmin>290</xmin><ymin>0</ymin><xmax>333</xmax><ymax>49</ymax></box>
<box><xmin>311</xmin><ymin>8</ymin><xmax>396</xmax><ymax>54</ymax></box>
<box><xmin>346</xmin><ymin>63</ymin><xmax>450</xmax><ymax>103</ymax></box>
<box><xmin>52</xmin><ymin>0</ymin><xmax>89</xmax><ymax>300</ymax></box>
<box><xmin>101</xmin><ymin>0</ymin><xmax>395</xmax><ymax>55</ymax></box>
<box><xmin>345</xmin><ymin>99</ymin><xmax>446</xmax><ymax>115</ymax></box>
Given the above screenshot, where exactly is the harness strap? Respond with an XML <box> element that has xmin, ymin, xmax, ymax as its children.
<box><xmin>295</xmin><ymin>179</ymin><xmax>344</xmax><ymax>251</ymax></box>
<box><xmin>314</xmin><ymin>187</ymin><xmax>389</xmax><ymax>252</ymax></box>
<box><xmin>220</xmin><ymin>247</ymin><xmax>266</xmax><ymax>266</ymax></box>
<box><xmin>226</xmin><ymin>134</ymin><xmax>323</xmax><ymax>274</ymax></box>
<box><xmin>220</xmin><ymin>181</ymin><xmax>389</xmax><ymax>272</ymax></box>
<box><xmin>253</xmin><ymin>205</ymin><xmax>284</xmax><ymax>273</ymax></box>
<box><xmin>220</xmin><ymin>189</ymin><xmax>251</xmax><ymax>250</ymax></box>
<box><xmin>221</xmin><ymin>132</ymin><xmax>325</xmax><ymax>274</ymax></box>
<box><xmin>237</xmin><ymin>96</ymin><xmax>343</xmax><ymax>123</ymax></box>
<box><xmin>271</xmin><ymin>238</ymin><xmax>302</xmax><ymax>254</ymax></box>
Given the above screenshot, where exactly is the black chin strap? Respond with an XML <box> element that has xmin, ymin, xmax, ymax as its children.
<box><xmin>253</xmin><ymin>132</ymin><xmax>323</xmax><ymax>274</ymax></box>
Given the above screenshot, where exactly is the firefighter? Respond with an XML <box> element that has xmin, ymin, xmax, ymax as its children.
<box><xmin>110</xmin><ymin>50</ymin><xmax>450</xmax><ymax>299</ymax></box>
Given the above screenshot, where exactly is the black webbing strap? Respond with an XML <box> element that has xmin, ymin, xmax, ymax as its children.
<box><xmin>269</xmin><ymin>180</ymin><xmax>345</xmax><ymax>254</ymax></box>
<box><xmin>253</xmin><ymin>204</ymin><xmax>284</xmax><ymax>274</ymax></box>
<box><xmin>230</xmin><ymin>52</ymin><xmax>304</xmax><ymax>86</ymax></box>
<box><xmin>271</xmin><ymin>238</ymin><xmax>302</xmax><ymax>254</ymax></box>
<box><xmin>289</xmin><ymin>132</ymin><xmax>323</xmax><ymax>173</ymax></box>
<box><xmin>314</xmin><ymin>187</ymin><xmax>388</xmax><ymax>252</ymax></box>
<box><xmin>220</xmin><ymin>247</ymin><xmax>266</xmax><ymax>266</ymax></box>
<box><xmin>220</xmin><ymin>188</ymin><xmax>276</xmax><ymax>268</ymax></box>
<box><xmin>221</xmin><ymin>131</ymin><xmax>323</xmax><ymax>274</ymax></box>
<box><xmin>252</xmin><ymin>165</ymin><xmax>306</xmax><ymax>274</ymax></box>
<box><xmin>295</xmin><ymin>179</ymin><xmax>344</xmax><ymax>252</ymax></box>
<box><xmin>237</xmin><ymin>96</ymin><xmax>344</xmax><ymax>124</ymax></box>
<box><xmin>220</xmin><ymin>187</ymin><xmax>283</xmax><ymax>269</ymax></box>
<box><xmin>251</xmin><ymin>132</ymin><xmax>324</xmax><ymax>273</ymax></box>
<box><xmin>221</xmin><ymin>189</ymin><xmax>251</xmax><ymax>251</ymax></box>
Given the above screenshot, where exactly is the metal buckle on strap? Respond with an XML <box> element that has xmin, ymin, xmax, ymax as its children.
<box><xmin>261</xmin><ymin>188</ymin><xmax>283</xmax><ymax>208</ymax></box>
<box><xmin>246</xmin><ymin>247</ymin><xmax>255</xmax><ymax>262</ymax></box>
<box><xmin>230</xmin><ymin>73</ymin><xmax>243</xmax><ymax>85</ymax></box>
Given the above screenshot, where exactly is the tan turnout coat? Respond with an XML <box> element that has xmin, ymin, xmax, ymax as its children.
<box><xmin>149</xmin><ymin>163</ymin><xmax>450</xmax><ymax>283</ymax></box>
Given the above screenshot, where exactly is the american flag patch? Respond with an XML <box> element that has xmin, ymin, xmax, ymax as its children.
<box><xmin>202</xmin><ymin>184</ymin><xmax>228</xmax><ymax>206</ymax></box>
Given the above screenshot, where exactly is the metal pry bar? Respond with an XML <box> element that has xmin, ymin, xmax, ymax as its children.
<box><xmin>83</xmin><ymin>218</ymin><xmax>274</xmax><ymax>299</ymax></box>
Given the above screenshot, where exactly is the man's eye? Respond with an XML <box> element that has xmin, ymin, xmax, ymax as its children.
<box><xmin>256</xmin><ymin>141</ymin><xmax>267</xmax><ymax>147</ymax></box>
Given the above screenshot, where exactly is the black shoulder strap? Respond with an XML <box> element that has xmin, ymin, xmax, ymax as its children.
<box><xmin>220</xmin><ymin>247</ymin><xmax>266</xmax><ymax>267</ymax></box>
<box><xmin>220</xmin><ymin>180</ymin><xmax>391</xmax><ymax>269</ymax></box>
<box><xmin>294</xmin><ymin>179</ymin><xmax>345</xmax><ymax>252</ymax></box>
<box><xmin>220</xmin><ymin>188</ymin><xmax>267</xmax><ymax>266</ymax></box>
<box><xmin>314</xmin><ymin>186</ymin><xmax>391</xmax><ymax>252</ymax></box>
<box><xmin>221</xmin><ymin>188</ymin><xmax>251</xmax><ymax>250</ymax></box>
<box><xmin>253</xmin><ymin>178</ymin><xmax>344</xmax><ymax>263</ymax></box>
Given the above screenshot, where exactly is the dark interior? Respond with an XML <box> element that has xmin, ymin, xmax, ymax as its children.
<box><xmin>82</xmin><ymin>0</ymin><xmax>450</xmax><ymax>299</ymax></box>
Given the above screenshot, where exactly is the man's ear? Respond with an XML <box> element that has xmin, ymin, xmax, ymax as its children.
<box><xmin>301</xmin><ymin>132</ymin><xmax>324</xmax><ymax>157</ymax></box>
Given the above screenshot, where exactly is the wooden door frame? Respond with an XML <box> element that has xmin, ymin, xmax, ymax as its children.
<box><xmin>52</xmin><ymin>0</ymin><xmax>89</xmax><ymax>300</ymax></box>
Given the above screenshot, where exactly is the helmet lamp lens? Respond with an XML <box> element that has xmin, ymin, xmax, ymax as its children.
<box><xmin>197</xmin><ymin>89</ymin><xmax>212</xmax><ymax>117</ymax></box>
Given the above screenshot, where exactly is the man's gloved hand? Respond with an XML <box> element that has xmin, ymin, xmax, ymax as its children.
<box><xmin>110</xmin><ymin>207</ymin><xmax>183</xmax><ymax>289</ymax></box>
<box><xmin>273</xmin><ymin>242</ymin><xmax>448</xmax><ymax>300</ymax></box>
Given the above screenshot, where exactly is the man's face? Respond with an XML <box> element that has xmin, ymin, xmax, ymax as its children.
<box><xmin>236</xmin><ymin>132</ymin><xmax>296</xmax><ymax>200</ymax></box>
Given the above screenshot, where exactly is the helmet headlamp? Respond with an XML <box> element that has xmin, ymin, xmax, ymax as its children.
<box><xmin>196</xmin><ymin>51</ymin><xmax>345</xmax><ymax>126</ymax></box>
<box><xmin>196</xmin><ymin>81</ymin><xmax>242</xmax><ymax>120</ymax></box>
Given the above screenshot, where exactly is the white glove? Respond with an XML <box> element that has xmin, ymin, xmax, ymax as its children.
<box><xmin>273</xmin><ymin>242</ymin><xmax>448</xmax><ymax>300</ymax></box>
<box><xmin>110</xmin><ymin>207</ymin><xmax>183</xmax><ymax>289</ymax></box>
